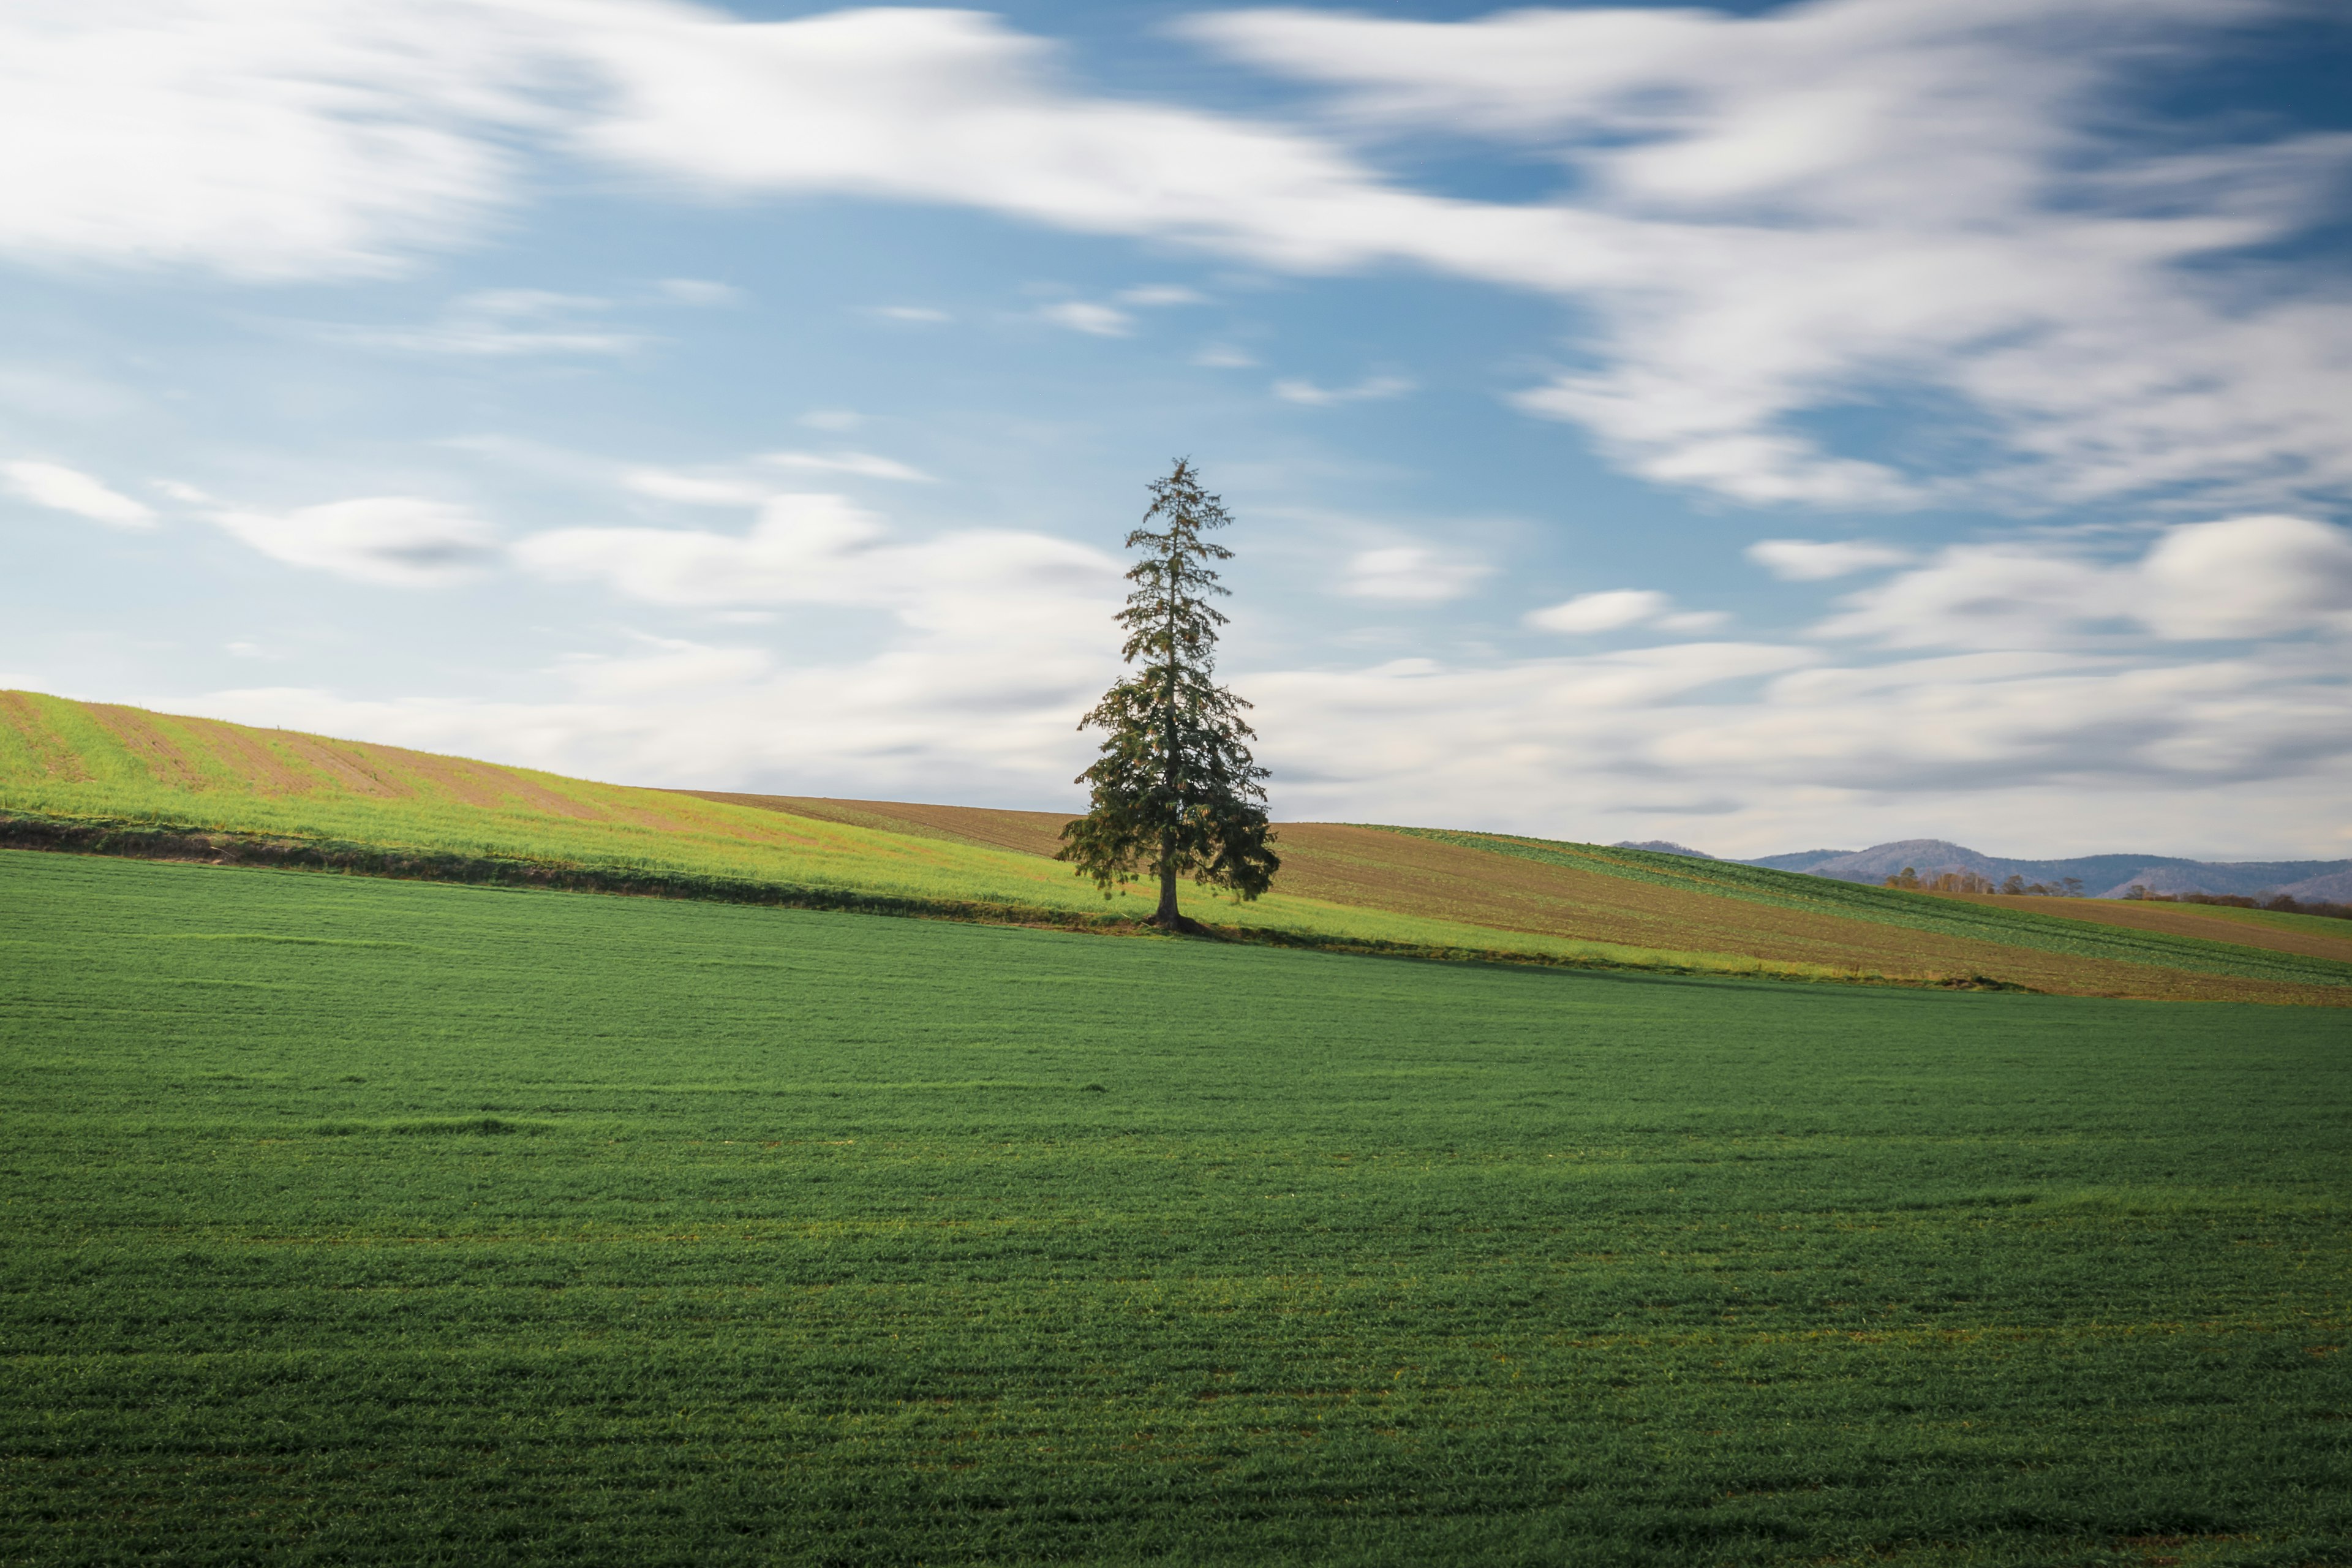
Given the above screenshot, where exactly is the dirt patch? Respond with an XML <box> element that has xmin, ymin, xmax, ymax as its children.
<box><xmin>1945</xmin><ymin>892</ymin><xmax>2352</xmax><ymax>965</ymax></box>
<box><xmin>267</xmin><ymin>734</ymin><xmax>404</xmax><ymax>797</ymax></box>
<box><xmin>685</xmin><ymin>792</ymin><xmax>1078</xmax><ymax>858</ymax></box>
<box><xmin>82</xmin><ymin>704</ymin><xmax>214</xmax><ymax>790</ymax></box>
<box><xmin>170</xmin><ymin>715</ymin><xmax>316</xmax><ymax>795</ymax></box>
<box><xmin>363</xmin><ymin>745</ymin><xmax>604</xmax><ymax>820</ymax></box>
<box><xmin>0</xmin><ymin>692</ymin><xmax>91</xmax><ymax>781</ymax></box>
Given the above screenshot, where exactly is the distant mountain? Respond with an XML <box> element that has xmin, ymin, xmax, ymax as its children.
<box><xmin>1736</xmin><ymin>837</ymin><xmax>2352</xmax><ymax>900</ymax></box>
<box><xmin>1611</xmin><ymin>840</ymin><xmax>1715</xmax><ymax>859</ymax></box>
<box><xmin>1744</xmin><ymin>850</ymin><xmax>1857</xmax><ymax>873</ymax></box>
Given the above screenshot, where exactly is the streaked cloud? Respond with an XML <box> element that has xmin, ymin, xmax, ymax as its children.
<box><xmin>209</xmin><ymin>496</ymin><xmax>500</xmax><ymax>586</ymax></box>
<box><xmin>1273</xmin><ymin>374</ymin><xmax>1414</xmax><ymax>407</ymax></box>
<box><xmin>2</xmin><ymin>460</ymin><xmax>156</xmax><ymax>528</ymax></box>
<box><xmin>4</xmin><ymin>0</ymin><xmax>2345</xmax><ymax>507</ymax></box>
<box><xmin>323</xmin><ymin>290</ymin><xmax>640</xmax><ymax>356</ymax></box>
<box><xmin>657</xmin><ymin>277</ymin><xmax>741</xmax><ymax>306</ymax></box>
<box><xmin>1527</xmin><ymin>589</ymin><xmax>1732</xmax><ymax>636</ymax></box>
<box><xmin>1339</xmin><ymin>546</ymin><xmax>1490</xmax><ymax>603</ymax></box>
<box><xmin>1747</xmin><ymin>538</ymin><xmax>1917</xmax><ymax>581</ymax></box>
<box><xmin>1819</xmin><ymin>516</ymin><xmax>2352</xmax><ymax>647</ymax></box>
<box><xmin>1038</xmin><ymin>301</ymin><xmax>1134</xmax><ymax>337</ymax></box>
<box><xmin>1118</xmin><ymin>284</ymin><xmax>1205</xmax><ymax>307</ymax></box>
<box><xmin>761</xmin><ymin>451</ymin><xmax>935</xmax><ymax>483</ymax></box>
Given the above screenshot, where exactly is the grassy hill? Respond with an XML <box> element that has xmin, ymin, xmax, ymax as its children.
<box><xmin>5</xmin><ymin>689</ymin><xmax>2349</xmax><ymax>1005</ymax></box>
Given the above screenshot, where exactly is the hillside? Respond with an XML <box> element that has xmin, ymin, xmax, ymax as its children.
<box><xmin>5</xmin><ymin>690</ymin><xmax>2349</xmax><ymax>1005</ymax></box>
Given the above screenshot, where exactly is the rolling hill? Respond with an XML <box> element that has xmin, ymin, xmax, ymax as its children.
<box><xmin>4</xmin><ymin>689</ymin><xmax>2349</xmax><ymax>1005</ymax></box>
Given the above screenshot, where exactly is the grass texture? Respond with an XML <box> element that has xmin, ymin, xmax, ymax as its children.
<box><xmin>6</xmin><ymin>689</ymin><xmax>2350</xmax><ymax>1003</ymax></box>
<box><xmin>3</xmin><ymin>851</ymin><xmax>2348</xmax><ymax>1565</ymax></box>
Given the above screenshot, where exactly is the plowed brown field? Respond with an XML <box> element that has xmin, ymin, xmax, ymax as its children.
<box><xmin>683</xmin><ymin>795</ymin><xmax>2351</xmax><ymax>1006</ymax></box>
<box><xmin>1946</xmin><ymin>891</ymin><xmax>2352</xmax><ymax>964</ymax></box>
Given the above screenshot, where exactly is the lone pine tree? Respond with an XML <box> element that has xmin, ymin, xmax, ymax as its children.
<box><xmin>1059</xmin><ymin>459</ymin><xmax>1278</xmax><ymax>930</ymax></box>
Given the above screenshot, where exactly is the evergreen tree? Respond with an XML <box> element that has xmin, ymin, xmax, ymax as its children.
<box><xmin>1059</xmin><ymin>459</ymin><xmax>1278</xmax><ymax>930</ymax></box>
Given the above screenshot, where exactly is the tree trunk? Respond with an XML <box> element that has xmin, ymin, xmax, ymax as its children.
<box><xmin>1153</xmin><ymin>829</ymin><xmax>1180</xmax><ymax>926</ymax></box>
<box><xmin>1156</xmin><ymin>556</ymin><xmax>1182</xmax><ymax>929</ymax></box>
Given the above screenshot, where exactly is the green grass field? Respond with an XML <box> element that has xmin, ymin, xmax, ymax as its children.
<box><xmin>4</xmin><ymin>851</ymin><xmax>2346</xmax><ymax>1565</ymax></box>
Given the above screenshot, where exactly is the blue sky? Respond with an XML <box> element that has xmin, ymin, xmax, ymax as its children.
<box><xmin>4</xmin><ymin>0</ymin><xmax>2350</xmax><ymax>858</ymax></box>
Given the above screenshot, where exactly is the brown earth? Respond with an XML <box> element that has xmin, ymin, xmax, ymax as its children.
<box><xmin>0</xmin><ymin>693</ymin><xmax>91</xmax><ymax>781</ymax></box>
<box><xmin>1944</xmin><ymin>892</ymin><xmax>2352</xmax><ymax>965</ymax></box>
<box><xmin>684</xmin><ymin>795</ymin><xmax>2350</xmax><ymax>1006</ymax></box>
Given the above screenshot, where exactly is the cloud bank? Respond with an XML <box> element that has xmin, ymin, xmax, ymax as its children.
<box><xmin>3</xmin><ymin>0</ymin><xmax>2346</xmax><ymax>509</ymax></box>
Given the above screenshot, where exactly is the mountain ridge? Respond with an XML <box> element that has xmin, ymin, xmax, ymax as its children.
<box><xmin>1728</xmin><ymin>837</ymin><xmax>2351</xmax><ymax>900</ymax></box>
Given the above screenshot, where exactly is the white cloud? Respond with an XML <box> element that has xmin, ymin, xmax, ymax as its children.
<box><xmin>1193</xmin><ymin>0</ymin><xmax>2352</xmax><ymax>507</ymax></box>
<box><xmin>209</xmin><ymin>496</ymin><xmax>499</xmax><ymax>586</ymax></box>
<box><xmin>799</xmin><ymin>409</ymin><xmax>862</xmax><ymax>432</ymax></box>
<box><xmin>1657</xmin><ymin>609</ymin><xmax>1732</xmax><ymax>633</ymax></box>
<box><xmin>323</xmin><ymin>288</ymin><xmax>640</xmax><ymax>356</ymax></box>
<box><xmin>761</xmin><ymin>450</ymin><xmax>934</xmax><ymax>483</ymax></box>
<box><xmin>7</xmin><ymin>0</ymin><xmax>2345</xmax><ymax>505</ymax></box>
<box><xmin>1038</xmin><ymin>301</ymin><xmax>1134</xmax><ymax>337</ymax></box>
<box><xmin>1193</xmin><ymin>345</ymin><xmax>1258</xmax><ymax>369</ymax></box>
<box><xmin>1527</xmin><ymin>589</ymin><xmax>1669</xmax><ymax>635</ymax></box>
<box><xmin>2137</xmin><ymin>515</ymin><xmax>2352</xmax><ymax>639</ymax></box>
<box><xmin>1819</xmin><ymin>514</ymin><xmax>2352</xmax><ymax>647</ymax></box>
<box><xmin>865</xmin><ymin>305</ymin><xmax>950</xmax><ymax>324</ymax></box>
<box><xmin>557</xmin><ymin>634</ymin><xmax>774</xmax><ymax>698</ymax></box>
<box><xmin>657</xmin><ymin>277</ymin><xmax>739</xmax><ymax>305</ymax></box>
<box><xmin>621</xmin><ymin>454</ymin><xmax>934</xmax><ymax>510</ymax></box>
<box><xmin>2</xmin><ymin>459</ymin><xmax>156</xmax><ymax>527</ymax></box>
<box><xmin>511</xmin><ymin>492</ymin><xmax>1118</xmax><ymax>620</ymax></box>
<box><xmin>1118</xmin><ymin>284</ymin><xmax>1205</xmax><ymax>307</ymax></box>
<box><xmin>1338</xmin><ymin>546</ymin><xmax>1490</xmax><ymax>603</ymax></box>
<box><xmin>621</xmin><ymin>469</ymin><xmax>770</xmax><ymax>507</ymax></box>
<box><xmin>0</xmin><ymin>0</ymin><xmax>544</xmax><ymax>281</ymax></box>
<box><xmin>1748</xmin><ymin>538</ymin><xmax>1918</xmax><ymax>581</ymax></box>
<box><xmin>1272</xmin><ymin>374</ymin><xmax>1414</xmax><ymax>407</ymax></box>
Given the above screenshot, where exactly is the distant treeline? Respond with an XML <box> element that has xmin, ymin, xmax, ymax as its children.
<box><xmin>2129</xmin><ymin>888</ymin><xmax>2352</xmax><ymax>922</ymax></box>
<box><xmin>1881</xmin><ymin>865</ymin><xmax>2352</xmax><ymax>921</ymax></box>
<box><xmin>1882</xmin><ymin>868</ymin><xmax>2084</xmax><ymax>896</ymax></box>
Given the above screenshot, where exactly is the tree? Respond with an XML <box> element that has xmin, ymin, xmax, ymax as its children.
<box><xmin>1058</xmin><ymin>459</ymin><xmax>1278</xmax><ymax>930</ymax></box>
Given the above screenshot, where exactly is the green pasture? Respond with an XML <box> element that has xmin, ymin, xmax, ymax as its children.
<box><xmin>2</xmin><ymin>851</ymin><xmax>2347</xmax><ymax>1565</ymax></box>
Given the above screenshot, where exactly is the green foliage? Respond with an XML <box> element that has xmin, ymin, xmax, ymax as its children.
<box><xmin>1060</xmin><ymin>461</ymin><xmax>1278</xmax><ymax>923</ymax></box>
<box><xmin>4</xmin><ymin>852</ymin><xmax>2348</xmax><ymax>1566</ymax></box>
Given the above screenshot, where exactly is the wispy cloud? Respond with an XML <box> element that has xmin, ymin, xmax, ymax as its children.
<box><xmin>7</xmin><ymin>0</ymin><xmax>2346</xmax><ymax>505</ymax></box>
<box><xmin>1118</xmin><ymin>284</ymin><xmax>1205</xmax><ymax>307</ymax></box>
<box><xmin>209</xmin><ymin>497</ymin><xmax>500</xmax><ymax>586</ymax></box>
<box><xmin>865</xmin><ymin>305</ymin><xmax>951</xmax><ymax>324</ymax></box>
<box><xmin>1817</xmin><ymin>516</ymin><xmax>2352</xmax><ymax>647</ymax></box>
<box><xmin>1038</xmin><ymin>301</ymin><xmax>1134</xmax><ymax>337</ymax></box>
<box><xmin>657</xmin><ymin>277</ymin><xmax>741</xmax><ymax>306</ymax></box>
<box><xmin>2</xmin><ymin>459</ymin><xmax>155</xmax><ymax>528</ymax></box>
<box><xmin>1748</xmin><ymin>538</ymin><xmax>1918</xmax><ymax>581</ymax></box>
<box><xmin>1528</xmin><ymin>589</ymin><xmax>1726</xmax><ymax>636</ymax></box>
<box><xmin>761</xmin><ymin>451</ymin><xmax>935</xmax><ymax>483</ymax></box>
<box><xmin>1339</xmin><ymin>546</ymin><xmax>1490</xmax><ymax>603</ymax></box>
<box><xmin>1273</xmin><ymin>374</ymin><xmax>1414</xmax><ymax>407</ymax></box>
<box><xmin>323</xmin><ymin>290</ymin><xmax>641</xmax><ymax>356</ymax></box>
